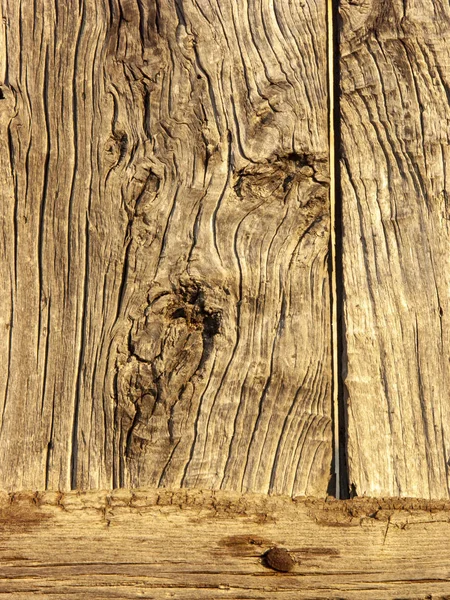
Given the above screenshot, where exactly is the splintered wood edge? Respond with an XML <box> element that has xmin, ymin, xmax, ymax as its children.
<box><xmin>3</xmin><ymin>487</ymin><xmax>450</xmax><ymax>514</ymax></box>
<box><xmin>1</xmin><ymin>489</ymin><xmax>450</xmax><ymax>599</ymax></box>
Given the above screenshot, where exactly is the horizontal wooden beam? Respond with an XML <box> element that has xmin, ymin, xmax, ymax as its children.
<box><xmin>1</xmin><ymin>489</ymin><xmax>450</xmax><ymax>598</ymax></box>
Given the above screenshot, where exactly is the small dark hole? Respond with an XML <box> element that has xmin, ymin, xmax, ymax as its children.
<box><xmin>203</xmin><ymin>312</ymin><xmax>221</xmax><ymax>337</ymax></box>
<box><xmin>285</xmin><ymin>151</ymin><xmax>309</xmax><ymax>165</ymax></box>
<box><xmin>0</xmin><ymin>88</ymin><xmax>4</xmax><ymax>100</ymax></box>
<box><xmin>283</xmin><ymin>174</ymin><xmax>294</xmax><ymax>192</ymax></box>
<box><xmin>234</xmin><ymin>176</ymin><xmax>244</xmax><ymax>198</ymax></box>
<box><xmin>172</xmin><ymin>307</ymin><xmax>187</xmax><ymax>320</ymax></box>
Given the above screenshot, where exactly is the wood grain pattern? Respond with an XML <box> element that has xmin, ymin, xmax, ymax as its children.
<box><xmin>340</xmin><ymin>0</ymin><xmax>450</xmax><ymax>498</ymax></box>
<box><xmin>1</xmin><ymin>488</ymin><xmax>450</xmax><ymax>599</ymax></box>
<box><xmin>0</xmin><ymin>0</ymin><xmax>332</xmax><ymax>494</ymax></box>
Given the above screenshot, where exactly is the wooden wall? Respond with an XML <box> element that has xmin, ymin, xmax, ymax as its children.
<box><xmin>1</xmin><ymin>0</ymin><xmax>450</xmax><ymax>597</ymax></box>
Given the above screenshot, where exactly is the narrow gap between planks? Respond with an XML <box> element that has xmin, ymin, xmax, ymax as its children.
<box><xmin>328</xmin><ymin>0</ymin><xmax>348</xmax><ymax>499</ymax></box>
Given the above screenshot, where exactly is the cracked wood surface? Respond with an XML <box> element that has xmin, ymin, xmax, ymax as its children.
<box><xmin>340</xmin><ymin>0</ymin><xmax>450</xmax><ymax>497</ymax></box>
<box><xmin>0</xmin><ymin>0</ymin><xmax>332</xmax><ymax>494</ymax></box>
<box><xmin>1</xmin><ymin>489</ymin><xmax>450</xmax><ymax>599</ymax></box>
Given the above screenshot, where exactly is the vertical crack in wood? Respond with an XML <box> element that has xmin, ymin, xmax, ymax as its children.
<box><xmin>328</xmin><ymin>0</ymin><xmax>349</xmax><ymax>499</ymax></box>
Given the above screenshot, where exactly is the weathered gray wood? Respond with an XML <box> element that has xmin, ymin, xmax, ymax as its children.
<box><xmin>1</xmin><ymin>488</ymin><xmax>450</xmax><ymax>599</ymax></box>
<box><xmin>0</xmin><ymin>0</ymin><xmax>331</xmax><ymax>494</ymax></box>
<box><xmin>340</xmin><ymin>0</ymin><xmax>450</xmax><ymax>497</ymax></box>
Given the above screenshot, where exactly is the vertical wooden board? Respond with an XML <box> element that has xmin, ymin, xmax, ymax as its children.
<box><xmin>340</xmin><ymin>0</ymin><xmax>450</xmax><ymax>497</ymax></box>
<box><xmin>0</xmin><ymin>0</ymin><xmax>331</xmax><ymax>495</ymax></box>
<box><xmin>0</xmin><ymin>0</ymin><xmax>124</xmax><ymax>491</ymax></box>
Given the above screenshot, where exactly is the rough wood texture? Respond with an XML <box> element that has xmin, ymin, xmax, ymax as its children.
<box><xmin>0</xmin><ymin>0</ymin><xmax>332</xmax><ymax>494</ymax></box>
<box><xmin>340</xmin><ymin>0</ymin><xmax>450</xmax><ymax>497</ymax></box>
<box><xmin>1</xmin><ymin>488</ymin><xmax>450</xmax><ymax>599</ymax></box>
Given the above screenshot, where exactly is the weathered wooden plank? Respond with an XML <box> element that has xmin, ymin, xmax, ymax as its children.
<box><xmin>1</xmin><ymin>489</ymin><xmax>450</xmax><ymax>599</ymax></box>
<box><xmin>0</xmin><ymin>0</ymin><xmax>331</xmax><ymax>494</ymax></box>
<box><xmin>340</xmin><ymin>0</ymin><xmax>450</xmax><ymax>497</ymax></box>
